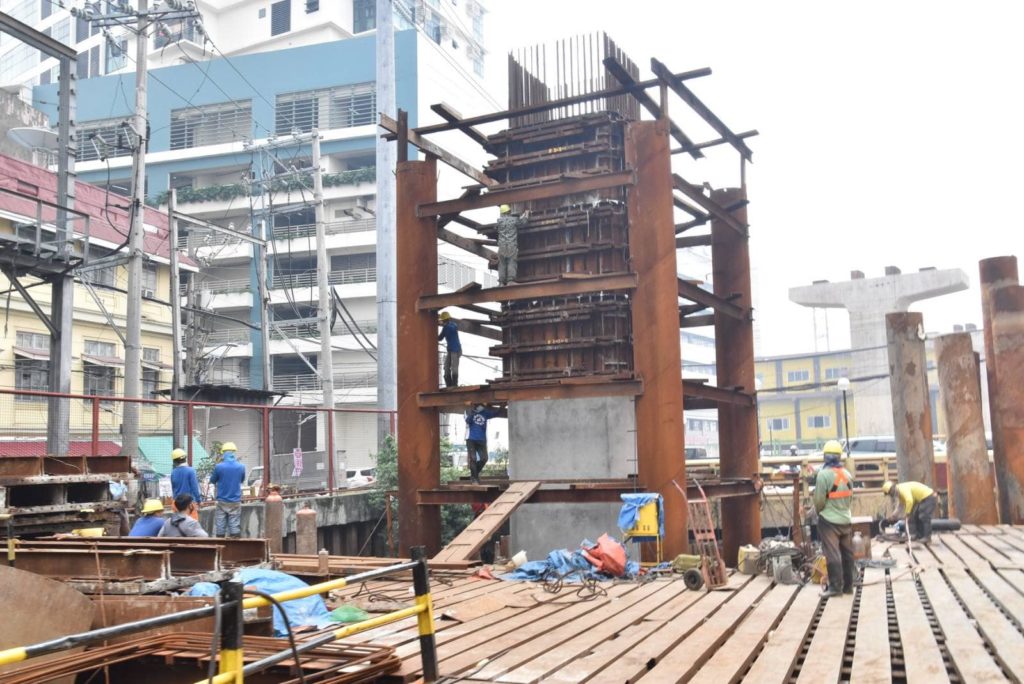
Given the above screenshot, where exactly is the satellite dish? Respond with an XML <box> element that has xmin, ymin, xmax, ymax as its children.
<box><xmin>7</xmin><ymin>127</ymin><xmax>59</xmax><ymax>151</ymax></box>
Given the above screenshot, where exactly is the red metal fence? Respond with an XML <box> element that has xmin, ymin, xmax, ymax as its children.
<box><xmin>0</xmin><ymin>388</ymin><xmax>395</xmax><ymax>493</ymax></box>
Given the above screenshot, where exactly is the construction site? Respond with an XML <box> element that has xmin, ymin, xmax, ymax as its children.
<box><xmin>0</xmin><ymin>2</ymin><xmax>1022</xmax><ymax>682</ymax></box>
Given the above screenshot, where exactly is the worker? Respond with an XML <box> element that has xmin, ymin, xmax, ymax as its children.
<box><xmin>496</xmin><ymin>204</ymin><xmax>530</xmax><ymax>286</ymax></box>
<box><xmin>882</xmin><ymin>480</ymin><xmax>937</xmax><ymax>544</ymax></box>
<box><xmin>159</xmin><ymin>494</ymin><xmax>209</xmax><ymax>537</ymax></box>
<box><xmin>465</xmin><ymin>403</ymin><xmax>496</xmax><ymax>484</ymax></box>
<box><xmin>128</xmin><ymin>498</ymin><xmax>166</xmax><ymax>537</ymax></box>
<box><xmin>812</xmin><ymin>440</ymin><xmax>855</xmax><ymax>597</ymax></box>
<box><xmin>210</xmin><ymin>441</ymin><xmax>246</xmax><ymax>538</ymax></box>
<box><xmin>438</xmin><ymin>311</ymin><xmax>462</xmax><ymax>388</ymax></box>
<box><xmin>170</xmin><ymin>447</ymin><xmax>202</xmax><ymax>520</ymax></box>
<box><xmin>789</xmin><ymin>444</ymin><xmax>798</xmax><ymax>457</ymax></box>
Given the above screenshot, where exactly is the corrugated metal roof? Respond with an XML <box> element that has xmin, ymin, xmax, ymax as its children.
<box><xmin>0</xmin><ymin>440</ymin><xmax>121</xmax><ymax>457</ymax></box>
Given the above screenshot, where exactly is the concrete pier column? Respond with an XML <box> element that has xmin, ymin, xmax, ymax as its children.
<box><xmin>934</xmin><ymin>332</ymin><xmax>998</xmax><ymax>523</ymax></box>
<box><xmin>264</xmin><ymin>487</ymin><xmax>284</xmax><ymax>555</ymax></box>
<box><xmin>885</xmin><ymin>312</ymin><xmax>935</xmax><ymax>486</ymax></box>
<box><xmin>296</xmin><ymin>504</ymin><xmax>318</xmax><ymax>556</ymax></box>
<box><xmin>991</xmin><ymin>285</ymin><xmax>1024</xmax><ymax>523</ymax></box>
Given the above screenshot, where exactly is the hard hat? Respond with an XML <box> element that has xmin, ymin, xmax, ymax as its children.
<box><xmin>822</xmin><ymin>440</ymin><xmax>843</xmax><ymax>455</ymax></box>
<box><xmin>221</xmin><ymin>441</ymin><xmax>237</xmax><ymax>453</ymax></box>
<box><xmin>171</xmin><ymin>448</ymin><xmax>187</xmax><ymax>461</ymax></box>
<box><xmin>882</xmin><ymin>480</ymin><xmax>894</xmax><ymax>495</ymax></box>
<box><xmin>439</xmin><ymin>311</ymin><xmax>451</xmax><ymax>321</ymax></box>
<box><xmin>499</xmin><ymin>204</ymin><xmax>511</xmax><ymax>214</ymax></box>
<box><xmin>141</xmin><ymin>498</ymin><xmax>164</xmax><ymax>515</ymax></box>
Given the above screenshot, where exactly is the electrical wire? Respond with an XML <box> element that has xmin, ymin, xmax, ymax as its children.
<box><xmin>206</xmin><ymin>589</ymin><xmax>222</xmax><ymax>683</ymax></box>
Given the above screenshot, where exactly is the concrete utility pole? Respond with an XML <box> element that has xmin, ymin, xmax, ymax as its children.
<box><xmin>168</xmin><ymin>190</ymin><xmax>184</xmax><ymax>447</ymax></box>
<box><xmin>255</xmin><ymin>218</ymin><xmax>272</xmax><ymax>392</ymax></box>
<box><xmin>885</xmin><ymin>311</ymin><xmax>935</xmax><ymax>486</ymax></box>
<box><xmin>312</xmin><ymin>133</ymin><xmax>335</xmax><ymax>476</ymax></box>
<box><xmin>376</xmin><ymin>0</ymin><xmax>398</xmax><ymax>445</ymax></box>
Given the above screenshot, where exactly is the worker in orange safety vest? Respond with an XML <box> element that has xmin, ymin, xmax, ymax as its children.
<box><xmin>813</xmin><ymin>439</ymin><xmax>855</xmax><ymax>598</ymax></box>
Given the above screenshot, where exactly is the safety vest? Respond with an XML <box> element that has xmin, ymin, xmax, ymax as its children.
<box><xmin>828</xmin><ymin>466</ymin><xmax>852</xmax><ymax>499</ymax></box>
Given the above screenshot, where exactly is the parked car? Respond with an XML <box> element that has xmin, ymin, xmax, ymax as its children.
<box><xmin>346</xmin><ymin>468</ymin><xmax>376</xmax><ymax>488</ymax></box>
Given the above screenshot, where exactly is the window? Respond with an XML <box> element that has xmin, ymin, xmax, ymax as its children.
<box><xmin>1</xmin><ymin>43</ymin><xmax>38</xmax><ymax>80</ymax></box>
<box><xmin>807</xmin><ymin>415</ymin><xmax>831</xmax><ymax>429</ymax></box>
<box><xmin>15</xmin><ymin>358</ymin><xmax>48</xmax><ymax>400</ymax></box>
<box><xmin>90</xmin><ymin>263</ymin><xmax>118</xmax><ymax>287</ymax></box>
<box><xmin>16</xmin><ymin>331</ymin><xmax>49</xmax><ymax>350</ymax></box>
<box><xmin>170</xmin><ymin>101</ymin><xmax>252</xmax><ymax>150</ymax></box>
<box><xmin>271</xmin><ymin>0</ymin><xmax>291</xmax><ymax>36</ymax></box>
<box><xmin>767</xmin><ymin>417</ymin><xmax>790</xmax><ymax>431</ymax></box>
<box><xmin>85</xmin><ymin>340</ymin><xmax>117</xmax><ymax>357</ymax></box>
<box><xmin>825</xmin><ymin>367</ymin><xmax>849</xmax><ymax>380</ymax></box>
<box><xmin>306</xmin><ymin>0</ymin><xmax>319</xmax><ymax>11</ymax></box>
<box><xmin>84</xmin><ymin>364</ymin><xmax>116</xmax><ymax>398</ymax></box>
<box><xmin>275</xmin><ymin>83</ymin><xmax>375</xmax><ymax>134</ymax></box>
<box><xmin>425</xmin><ymin>13</ymin><xmax>442</xmax><ymax>43</ymax></box>
<box><xmin>787</xmin><ymin>369</ymin><xmax>809</xmax><ymax>383</ymax></box>
<box><xmin>79</xmin><ymin>118</ymin><xmax>135</xmax><ymax>162</ymax></box>
<box><xmin>353</xmin><ymin>0</ymin><xmax>375</xmax><ymax>32</ymax></box>
<box><xmin>105</xmin><ymin>36</ymin><xmax>127</xmax><ymax>74</ymax></box>
<box><xmin>142</xmin><ymin>263</ymin><xmax>157</xmax><ymax>297</ymax></box>
<box><xmin>473</xmin><ymin>55</ymin><xmax>484</xmax><ymax>77</ymax></box>
<box><xmin>142</xmin><ymin>368</ymin><xmax>159</xmax><ymax>398</ymax></box>
<box><xmin>143</xmin><ymin>347</ymin><xmax>161</xmax><ymax>363</ymax></box>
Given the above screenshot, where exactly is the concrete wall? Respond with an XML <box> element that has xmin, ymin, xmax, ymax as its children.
<box><xmin>199</xmin><ymin>489</ymin><xmax>376</xmax><ymax>543</ymax></box>
<box><xmin>508</xmin><ymin>396</ymin><xmax>635</xmax><ymax>560</ymax></box>
<box><xmin>0</xmin><ymin>89</ymin><xmax>47</xmax><ymax>162</ymax></box>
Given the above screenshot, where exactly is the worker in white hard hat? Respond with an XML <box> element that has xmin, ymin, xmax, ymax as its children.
<box><xmin>128</xmin><ymin>498</ymin><xmax>167</xmax><ymax>537</ymax></box>
<box><xmin>882</xmin><ymin>480</ymin><xmax>937</xmax><ymax>544</ymax></box>
<box><xmin>813</xmin><ymin>439</ymin><xmax>855</xmax><ymax>597</ymax></box>
<box><xmin>496</xmin><ymin>203</ymin><xmax>530</xmax><ymax>286</ymax></box>
<box><xmin>438</xmin><ymin>311</ymin><xmax>462</xmax><ymax>388</ymax></box>
<box><xmin>170</xmin><ymin>447</ymin><xmax>201</xmax><ymax>520</ymax></box>
<box><xmin>210</xmin><ymin>441</ymin><xmax>246</xmax><ymax>537</ymax></box>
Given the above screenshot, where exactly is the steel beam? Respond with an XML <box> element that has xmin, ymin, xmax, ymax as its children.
<box><xmin>396</xmin><ymin>157</ymin><xmax>442</xmax><ymax>554</ymax></box>
<box><xmin>676</xmin><ymin>234</ymin><xmax>713</xmax><ymax>249</ymax></box>
<box><xmin>449</xmin><ymin>316</ymin><xmax>501</xmax><ymax>342</ymax></box>
<box><xmin>677</xmin><ymin>277</ymin><xmax>747</xmax><ymax>320</ymax></box>
<box><xmin>673</xmin><ymin>175</ymin><xmax>748</xmax><ymax>236</ymax></box>
<box><xmin>380</xmin><ymin>112</ymin><xmax>495</xmax><ymax>187</ymax></box>
<box><xmin>991</xmin><ymin>285</ymin><xmax>1024</xmax><ymax>524</ymax></box>
<box><xmin>12</xmin><ymin>549</ymin><xmax>170</xmax><ymax>581</ymax></box>
<box><xmin>680</xmin><ymin>313</ymin><xmax>715</xmax><ymax>329</ymax></box>
<box><xmin>416</xmin><ymin>478</ymin><xmax>759</xmax><ymax>505</ymax></box>
<box><xmin>418</xmin><ymin>378</ymin><xmax>643</xmax><ymax>408</ymax></box>
<box><xmin>886</xmin><ymin>311</ymin><xmax>936</xmax><ymax>486</ymax></box>
<box><xmin>430</xmin><ymin>103</ymin><xmax>492</xmax><ymax>149</ymax></box>
<box><xmin>417</xmin><ymin>170</ymin><xmax>635</xmax><ymax>217</ymax></box>
<box><xmin>625</xmin><ymin>120</ymin><xmax>688</xmax><ymax>557</ymax></box>
<box><xmin>438</xmin><ymin>226</ymin><xmax>497</xmax><ymax>267</ymax></box>
<box><xmin>417</xmin><ymin>272</ymin><xmax>637</xmax><ymax>310</ymax></box>
<box><xmin>712</xmin><ymin>187</ymin><xmax>760</xmax><ymax>565</ymax></box>
<box><xmin>682</xmin><ymin>379</ymin><xmax>755</xmax><ymax>407</ymax></box>
<box><xmin>671</xmin><ymin>130</ymin><xmax>759</xmax><ymax>156</ymax></box>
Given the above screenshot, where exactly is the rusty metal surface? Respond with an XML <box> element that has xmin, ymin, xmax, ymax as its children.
<box><xmin>626</xmin><ymin>120</ymin><xmax>688</xmax><ymax>558</ymax></box>
<box><xmin>991</xmin><ymin>285</ymin><xmax>1024</xmax><ymax>524</ymax></box>
<box><xmin>397</xmin><ymin>157</ymin><xmax>442</xmax><ymax>555</ymax></box>
<box><xmin>60</xmin><ymin>535</ymin><xmax>270</xmax><ymax>566</ymax></box>
<box><xmin>711</xmin><ymin>187</ymin><xmax>761</xmax><ymax>565</ymax></box>
<box><xmin>934</xmin><ymin>332</ymin><xmax>999</xmax><ymax>524</ymax></box>
<box><xmin>885</xmin><ymin>311</ymin><xmax>937</xmax><ymax>486</ymax></box>
<box><xmin>417</xmin><ymin>272</ymin><xmax>637</xmax><ymax>311</ymax></box>
<box><xmin>11</xmin><ymin>548</ymin><xmax>170</xmax><ymax>581</ymax></box>
<box><xmin>979</xmin><ymin>256</ymin><xmax>1020</xmax><ymax>524</ymax></box>
<box><xmin>417</xmin><ymin>378</ymin><xmax>643</xmax><ymax>410</ymax></box>
<box><xmin>21</xmin><ymin>540</ymin><xmax>221</xmax><ymax>575</ymax></box>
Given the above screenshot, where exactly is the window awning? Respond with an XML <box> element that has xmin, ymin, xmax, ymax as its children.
<box><xmin>13</xmin><ymin>346</ymin><xmax>49</xmax><ymax>361</ymax></box>
<box><xmin>141</xmin><ymin>360</ymin><xmax>172</xmax><ymax>371</ymax></box>
<box><xmin>82</xmin><ymin>354</ymin><xmax>125</xmax><ymax>368</ymax></box>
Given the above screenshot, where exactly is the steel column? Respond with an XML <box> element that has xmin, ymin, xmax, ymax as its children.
<box><xmin>711</xmin><ymin>186</ymin><xmax>759</xmax><ymax>565</ymax></box>
<box><xmin>885</xmin><ymin>312</ymin><xmax>936</xmax><ymax>486</ymax></box>
<box><xmin>934</xmin><ymin>332</ymin><xmax>998</xmax><ymax>523</ymax></box>
<box><xmin>397</xmin><ymin>158</ymin><xmax>442</xmax><ymax>554</ymax></box>
<box><xmin>625</xmin><ymin>120</ymin><xmax>687</xmax><ymax>557</ymax></box>
<box><xmin>979</xmin><ymin>256</ymin><xmax>1019</xmax><ymax>523</ymax></box>
<box><xmin>991</xmin><ymin>285</ymin><xmax>1024</xmax><ymax>523</ymax></box>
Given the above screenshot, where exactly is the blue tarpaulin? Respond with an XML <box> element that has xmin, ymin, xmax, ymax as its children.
<box><xmin>189</xmin><ymin>568</ymin><xmax>331</xmax><ymax>637</ymax></box>
<box><xmin>618</xmin><ymin>493</ymin><xmax>665</xmax><ymax>539</ymax></box>
<box><xmin>501</xmin><ymin>541</ymin><xmax>641</xmax><ymax>582</ymax></box>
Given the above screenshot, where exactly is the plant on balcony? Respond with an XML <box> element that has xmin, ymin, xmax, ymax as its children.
<box><xmin>150</xmin><ymin>166</ymin><xmax>376</xmax><ymax>207</ymax></box>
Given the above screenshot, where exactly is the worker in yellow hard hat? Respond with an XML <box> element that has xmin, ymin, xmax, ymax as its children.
<box><xmin>496</xmin><ymin>203</ymin><xmax>530</xmax><ymax>286</ymax></box>
<box><xmin>210</xmin><ymin>441</ymin><xmax>246</xmax><ymax>537</ymax></box>
<box><xmin>813</xmin><ymin>439</ymin><xmax>855</xmax><ymax>597</ymax></box>
<box><xmin>438</xmin><ymin>311</ymin><xmax>461</xmax><ymax>388</ymax></box>
<box><xmin>128</xmin><ymin>498</ymin><xmax>166</xmax><ymax>537</ymax></box>
<box><xmin>170</xmin><ymin>447</ymin><xmax>201</xmax><ymax>521</ymax></box>
<box><xmin>882</xmin><ymin>480</ymin><xmax>937</xmax><ymax>544</ymax></box>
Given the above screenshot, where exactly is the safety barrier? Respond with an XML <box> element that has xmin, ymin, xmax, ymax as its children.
<box><xmin>0</xmin><ymin>553</ymin><xmax>438</xmax><ymax>683</ymax></box>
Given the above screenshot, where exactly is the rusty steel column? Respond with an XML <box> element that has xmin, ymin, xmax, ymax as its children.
<box><xmin>885</xmin><ymin>312</ymin><xmax>936</xmax><ymax>486</ymax></box>
<box><xmin>979</xmin><ymin>256</ymin><xmax>1019</xmax><ymax>523</ymax></box>
<box><xmin>711</xmin><ymin>186</ymin><xmax>759</xmax><ymax>565</ymax></box>
<box><xmin>626</xmin><ymin>120</ymin><xmax>687</xmax><ymax>557</ymax></box>
<box><xmin>396</xmin><ymin>157</ymin><xmax>442</xmax><ymax>554</ymax></box>
<box><xmin>991</xmin><ymin>285</ymin><xmax>1024</xmax><ymax>523</ymax></box>
<box><xmin>934</xmin><ymin>332</ymin><xmax>998</xmax><ymax>523</ymax></box>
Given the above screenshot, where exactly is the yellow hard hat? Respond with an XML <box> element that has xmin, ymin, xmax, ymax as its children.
<box><xmin>439</xmin><ymin>311</ymin><xmax>451</xmax><ymax>321</ymax></box>
<box><xmin>221</xmin><ymin>442</ymin><xmax>237</xmax><ymax>452</ymax></box>
<box><xmin>882</xmin><ymin>480</ymin><xmax>894</xmax><ymax>495</ymax></box>
<box><xmin>822</xmin><ymin>440</ymin><xmax>843</xmax><ymax>456</ymax></box>
<box><xmin>499</xmin><ymin>204</ymin><xmax>511</xmax><ymax>214</ymax></box>
<box><xmin>141</xmin><ymin>498</ymin><xmax>164</xmax><ymax>515</ymax></box>
<box><xmin>171</xmin><ymin>448</ymin><xmax>187</xmax><ymax>461</ymax></box>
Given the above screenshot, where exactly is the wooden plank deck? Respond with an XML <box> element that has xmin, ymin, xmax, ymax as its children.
<box><xmin>296</xmin><ymin>525</ymin><xmax>1024</xmax><ymax>682</ymax></box>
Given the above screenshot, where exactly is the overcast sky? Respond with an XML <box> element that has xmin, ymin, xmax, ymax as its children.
<box><xmin>482</xmin><ymin>1</ymin><xmax>1024</xmax><ymax>356</ymax></box>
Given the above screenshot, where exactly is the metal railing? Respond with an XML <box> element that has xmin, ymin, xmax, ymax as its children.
<box><xmin>0</xmin><ymin>187</ymin><xmax>91</xmax><ymax>263</ymax></box>
<box><xmin>182</xmin><ymin>219</ymin><xmax>375</xmax><ymax>250</ymax></box>
<box><xmin>205</xmin><ymin>328</ymin><xmax>252</xmax><ymax>345</ymax></box>
<box><xmin>272</xmin><ymin>371</ymin><xmax>377</xmax><ymax>392</ymax></box>
<box><xmin>272</xmin><ymin>267</ymin><xmax>376</xmax><ymax>289</ymax></box>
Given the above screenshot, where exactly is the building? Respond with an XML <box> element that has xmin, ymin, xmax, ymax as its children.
<box><xmin>0</xmin><ymin>153</ymin><xmax>197</xmax><ymax>464</ymax></box>
<box><xmin>25</xmin><ymin>1</ymin><xmax>496</xmax><ymax>472</ymax></box>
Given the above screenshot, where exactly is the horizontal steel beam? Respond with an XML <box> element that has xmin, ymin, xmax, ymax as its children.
<box><xmin>380</xmin><ymin>112</ymin><xmax>495</xmax><ymax>187</ymax></box>
<box><xmin>417</xmin><ymin>478</ymin><xmax>759</xmax><ymax>505</ymax></box>
<box><xmin>418</xmin><ymin>272</ymin><xmax>638</xmax><ymax>310</ymax></box>
<box><xmin>0</xmin><ymin>12</ymin><xmax>77</xmax><ymax>59</ymax></box>
<box><xmin>676</xmin><ymin>234</ymin><xmax>713</xmax><ymax>249</ymax></box>
<box><xmin>672</xmin><ymin>175</ymin><xmax>748</xmax><ymax>237</ymax></box>
<box><xmin>429</xmin><ymin>102</ymin><xmax>492</xmax><ymax>149</ymax></box>
<box><xmin>672</xmin><ymin>130</ymin><xmax>760</xmax><ymax>156</ymax></box>
<box><xmin>677</xmin><ymin>278</ymin><xmax>747</xmax><ymax>320</ymax></box>
<box><xmin>438</xmin><ymin>226</ymin><xmax>497</xmax><ymax>266</ymax></box>
<box><xmin>12</xmin><ymin>549</ymin><xmax>170</xmax><ymax>581</ymax></box>
<box><xmin>417</xmin><ymin>170</ymin><xmax>635</xmax><ymax>217</ymax></box>
<box><xmin>682</xmin><ymin>379</ymin><xmax>755</xmax><ymax>407</ymax></box>
<box><xmin>680</xmin><ymin>313</ymin><xmax>715</xmax><ymax>329</ymax></box>
<box><xmin>418</xmin><ymin>378</ymin><xmax>644</xmax><ymax>408</ymax></box>
<box><xmin>450</xmin><ymin>316</ymin><xmax>502</xmax><ymax>342</ymax></box>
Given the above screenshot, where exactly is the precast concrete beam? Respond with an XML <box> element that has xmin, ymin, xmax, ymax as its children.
<box><xmin>991</xmin><ymin>285</ymin><xmax>1024</xmax><ymax>524</ymax></box>
<box><xmin>885</xmin><ymin>312</ymin><xmax>936</xmax><ymax>486</ymax></box>
<box><xmin>934</xmin><ymin>332</ymin><xmax>999</xmax><ymax>523</ymax></box>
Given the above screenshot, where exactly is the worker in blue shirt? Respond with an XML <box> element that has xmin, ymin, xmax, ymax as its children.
<box><xmin>209</xmin><ymin>441</ymin><xmax>246</xmax><ymax>537</ymax></box>
<box><xmin>465</xmin><ymin>404</ymin><xmax>496</xmax><ymax>484</ymax></box>
<box><xmin>128</xmin><ymin>499</ymin><xmax>166</xmax><ymax>536</ymax></box>
<box><xmin>169</xmin><ymin>448</ymin><xmax>202</xmax><ymax>520</ymax></box>
<box><xmin>438</xmin><ymin>311</ymin><xmax>462</xmax><ymax>388</ymax></box>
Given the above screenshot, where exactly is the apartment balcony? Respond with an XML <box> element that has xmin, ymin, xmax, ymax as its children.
<box><xmin>271</xmin><ymin>370</ymin><xmax>377</xmax><ymax>393</ymax></box>
<box><xmin>188</xmin><ymin>219</ymin><xmax>376</xmax><ymax>264</ymax></box>
<box><xmin>203</xmin><ymin>319</ymin><xmax>378</xmax><ymax>355</ymax></box>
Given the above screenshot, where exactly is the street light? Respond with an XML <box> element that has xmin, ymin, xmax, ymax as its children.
<box><xmin>837</xmin><ymin>376</ymin><xmax>851</xmax><ymax>453</ymax></box>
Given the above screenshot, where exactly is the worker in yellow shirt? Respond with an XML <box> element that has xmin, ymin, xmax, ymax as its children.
<box><xmin>882</xmin><ymin>480</ymin><xmax>937</xmax><ymax>544</ymax></box>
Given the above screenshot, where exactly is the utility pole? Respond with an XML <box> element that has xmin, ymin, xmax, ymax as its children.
<box><xmin>168</xmin><ymin>189</ymin><xmax>184</xmax><ymax>447</ymax></box>
<box><xmin>312</xmin><ymin>132</ymin><xmax>335</xmax><ymax>481</ymax></box>
<box><xmin>376</xmin><ymin>0</ymin><xmax>397</xmax><ymax>444</ymax></box>
<box><xmin>255</xmin><ymin>218</ymin><xmax>272</xmax><ymax>392</ymax></box>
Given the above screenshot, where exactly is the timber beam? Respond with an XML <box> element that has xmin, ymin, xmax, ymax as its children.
<box><xmin>672</xmin><ymin>175</ymin><xmax>748</xmax><ymax>236</ymax></box>
<box><xmin>438</xmin><ymin>226</ymin><xmax>497</xmax><ymax>266</ymax></box>
<box><xmin>417</xmin><ymin>477</ymin><xmax>760</xmax><ymax>505</ymax></box>
<box><xmin>677</xmin><ymin>277</ymin><xmax>748</xmax><ymax>320</ymax></box>
<box><xmin>450</xmin><ymin>316</ymin><xmax>502</xmax><ymax>342</ymax></box>
<box><xmin>683</xmin><ymin>378</ymin><xmax>755</xmax><ymax>407</ymax></box>
<box><xmin>418</xmin><ymin>378</ymin><xmax>643</xmax><ymax>408</ymax></box>
<box><xmin>418</xmin><ymin>272</ymin><xmax>638</xmax><ymax>310</ymax></box>
<box><xmin>380</xmin><ymin>112</ymin><xmax>495</xmax><ymax>187</ymax></box>
<box><xmin>430</xmin><ymin>103</ymin><xmax>492</xmax><ymax>150</ymax></box>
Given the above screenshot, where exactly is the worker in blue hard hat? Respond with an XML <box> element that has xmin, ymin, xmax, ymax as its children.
<box><xmin>813</xmin><ymin>439</ymin><xmax>855</xmax><ymax>598</ymax></box>
<box><xmin>210</xmin><ymin>441</ymin><xmax>246</xmax><ymax>537</ymax></box>
<box><xmin>496</xmin><ymin>204</ymin><xmax>530</xmax><ymax>286</ymax></box>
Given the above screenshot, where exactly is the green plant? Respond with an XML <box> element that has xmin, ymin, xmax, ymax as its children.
<box><xmin>150</xmin><ymin>166</ymin><xmax>377</xmax><ymax>207</ymax></box>
<box><xmin>195</xmin><ymin>440</ymin><xmax>221</xmax><ymax>500</ymax></box>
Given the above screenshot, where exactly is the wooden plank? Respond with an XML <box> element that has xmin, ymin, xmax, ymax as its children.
<box><xmin>794</xmin><ymin>593</ymin><xmax>854</xmax><ymax>683</ymax></box>
<box><xmin>677</xmin><ymin>581</ymin><xmax>800</xmax><ymax>684</ymax></box>
<box><xmin>940</xmin><ymin>563</ymin><xmax>1024</xmax><ymax>678</ymax></box>
<box><xmin>740</xmin><ymin>587</ymin><xmax>822</xmax><ymax>684</ymax></box>
<box><xmin>890</xmin><ymin>575</ymin><xmax>949</xmax><ymax>683</ymax></box>
<box><xmin>432</xmin><ymin>481</ymin><xmax>541</xmax><ymax>563</ymax></box>
<box><xmin>851</xmin><ymin>568</ymin><xmax>892</xmax><ymax>682</ymax></box>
